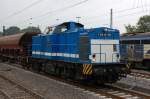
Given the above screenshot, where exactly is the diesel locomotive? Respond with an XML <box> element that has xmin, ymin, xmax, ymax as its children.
<box><xmin>0</xmin><ymin>22</ymin><xmax>129</xmax><ymax>84</ymax></box>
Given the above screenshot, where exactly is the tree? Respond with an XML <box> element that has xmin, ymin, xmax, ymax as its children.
<box><xmin>125</xmin><ymin>24</ymin><xmax>137</xmax><ymax>33</ymax></box>
<box><xmin>136</xmin><ymin>15</ymin><xmax>150</xmax><ymax>32</ymax></box>
<box><xmin>5</xmin><ymin>26</ymin><xmax>20</xmax><ymax>35</ymax></box>
<box><xmin>125</xmin><ymin>15</ymin><xmax>150</xmax><ymax>33</ymax></box>
<box><xmin>21</xmin><ymin>26</ymin><xmax>41</xmax><ymax>33</ymax></box>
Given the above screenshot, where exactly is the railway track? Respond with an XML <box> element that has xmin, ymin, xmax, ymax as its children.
<box><xmin>75</xmin><ymin>83</ymin><xmax>150</xmax><ymax>99</ymax></box>
<box><xmin>0</xmin><ymin>74</ymin><xmax>44</xmax><ymax>99</ymax></box>
<box><xmin>2</xmin><ymin>62</ymin><xmax>150</xmax><ymax>99</ymax></box>
<box><xmin>130</xmin><ymin>70</ymin><xmax>150</xmax><ymax>79</ymax></box>
<box><xmin>102</xmin><ymin>85</ymin><xmax>150</xmax><ymax>99</ymax></box>
<box><xmin>30</xmin><ymin>68</ymin><xmax>150</xmax><ymax>98</ymax></box>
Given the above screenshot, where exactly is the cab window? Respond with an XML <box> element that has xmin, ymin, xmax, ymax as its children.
<box><xmin>53</xmin><ymin>24</ymin><xmax>69</xmax><ymax>33</ymax></box>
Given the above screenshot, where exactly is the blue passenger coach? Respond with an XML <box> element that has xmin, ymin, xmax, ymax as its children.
<box><xmin>120</xmin><ymin>32</ymin><xmax>150</xmax><ymax>69</ymax></box>
<box><xmin>32</xmin><ymin>22</ymin><xmax>128</xmax><ymax>83</ymax></box>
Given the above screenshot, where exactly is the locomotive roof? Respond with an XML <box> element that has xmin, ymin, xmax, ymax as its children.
<box><xmin>58</xmin><ymin>21</ymin><xmax>84</xmax><ymax>27</ymax></box>
<box><xmin>0</xmin><ymin>32</ymin><xmax>39</xmax><ymax>47</ymax></box>
<box><xmin>121</xmin><ymin>32</ymin><xmax>150</xmax><ymax>41</ymax></box>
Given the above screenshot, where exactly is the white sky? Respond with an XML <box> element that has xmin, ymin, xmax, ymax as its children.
<box><xmin>0</xmin><ymin>0</ymin><xmax>150</xmax><ymax>33</ymax></box>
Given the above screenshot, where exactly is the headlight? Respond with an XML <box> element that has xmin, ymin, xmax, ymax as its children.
<box><xmin>92</xmin><ymin>54</ymin><xmax>96</xmax><ymax>62</ymax></box>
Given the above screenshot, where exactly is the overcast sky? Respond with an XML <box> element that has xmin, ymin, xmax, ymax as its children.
<box><xmin>0</xmin><ymin>0</ymin><xmax>150</xmax><ymax>33</ymax></box>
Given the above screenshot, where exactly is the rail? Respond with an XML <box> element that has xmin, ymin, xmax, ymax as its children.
<box><xmin>131</xmin><ymin>69</ymin><xmax>150</xmax><ymax>79</ymax></box>
<box><xmin>1</xmin><ymin>62</ymin><xmax>150</xmax><ymax>99</ymax></box>
<box><xmin>0</xmin><ymin>74</ymin><xmax>44</xmax><ymax>99</ymax></box>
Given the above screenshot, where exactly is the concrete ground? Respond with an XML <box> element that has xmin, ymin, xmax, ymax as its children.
<box><xmin>0</xmin><ymin>63</ymin><xmax>108</xmax><ymax>99</ymax></box>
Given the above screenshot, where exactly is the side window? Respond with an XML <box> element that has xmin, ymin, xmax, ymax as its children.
<box><xmin>113</xmin><ymin>44</ymin><xmax>117</xmax><ymax>52</ymax></box>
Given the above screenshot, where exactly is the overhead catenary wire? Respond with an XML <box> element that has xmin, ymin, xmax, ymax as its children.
<box><xmin>86</xmin><ymin>10</ymin><xmax>150</xmax><ymax>31</ymax></box>
<box><xmin>15</xmin><ymin>2</ymin><xmax>150</xmax><ymax>27</ymax></box>
<box><xmin>28</xmin><ymin>0</ymin><xmax>88</xmax><ymax>20</ymax></box>
<box><xmin>1</xmin><ymin>0</ymin><xmax>150</xmax><ymax>31</ymax></box>
<box><xmin>78</xmin><ymin>3</ymin><xmax>150</xmax><ymax>21</ymax></box>
<box><xmin>114</xmin><ymin>3</ymin><xmax>150</xmax><ymax>13</ymax></box>
<box><xmin>83</xmin><ymin>8</ymin><xmax>150</xmax><ymax>28</ymax></box>
<box><xmin>5</xmin><ymin>0</ymin><xmax>149</xmax><ymax>25</ymax></box>
<box><xmin>12</xmin><ymin>0</ymin><xmax>89</xmax><ymax>26</ymax></box>
<box><xmin>0</xmin><ymin>0</ymin><xmax>45</xmax><ymax>22</ymax></box>
<box><xmin>74</xmin><ymin>4</ymin><xmax>150</xmax><ymax>24</ymax></box>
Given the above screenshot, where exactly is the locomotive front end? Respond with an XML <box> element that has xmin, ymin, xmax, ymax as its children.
<box><xmin>80</xmin><ymin>27</ymin><xmax>129</xmax><ymax>83</ymax></box>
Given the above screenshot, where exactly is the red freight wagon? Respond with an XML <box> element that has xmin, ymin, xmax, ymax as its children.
<box><xmin>0</xmin><ymin>32</ymin><xmax>39</xmax><ymax>66</ymax></box>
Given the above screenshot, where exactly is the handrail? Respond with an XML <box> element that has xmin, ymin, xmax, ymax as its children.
<box><xmin>112</xmin><ymin>53</ymin><xmax>119</xmax><ymax>62</ymax></box>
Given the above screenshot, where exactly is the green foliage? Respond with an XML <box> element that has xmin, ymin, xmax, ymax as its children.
<box><xmin>5</xmin><ymin>26</ymin><xmax>20</xmax><ymax>35</ymax></box>
<box><xmin>125</xmin><ymin>24</ymin><xmax>137</xmax><ymax>33</ymax></box>
<box><xmin>136</xmin><ymin>15</ymin><xmax>150</xmax><ymax>32</ymax></box>
<box><xmin>125</xmin><ymin>15</ymin><xmax>150</xmax><ymax>33</ymax></box>
<box><xmin>21</xmin><ymin>26</ymin><xmax>41</xmax><ymax>33</ymax></box>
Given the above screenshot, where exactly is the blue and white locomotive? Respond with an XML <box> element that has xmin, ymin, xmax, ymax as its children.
<box><xmin>31</xmin><ymin>22</ymin><xmax>128</xmax><ymax>83</ymax></box>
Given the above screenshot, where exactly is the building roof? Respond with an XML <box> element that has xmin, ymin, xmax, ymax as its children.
<box><xmin>121</xmin><ymin>32</ymin><xmax>150</xmax><ymax>41</ymax></box>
